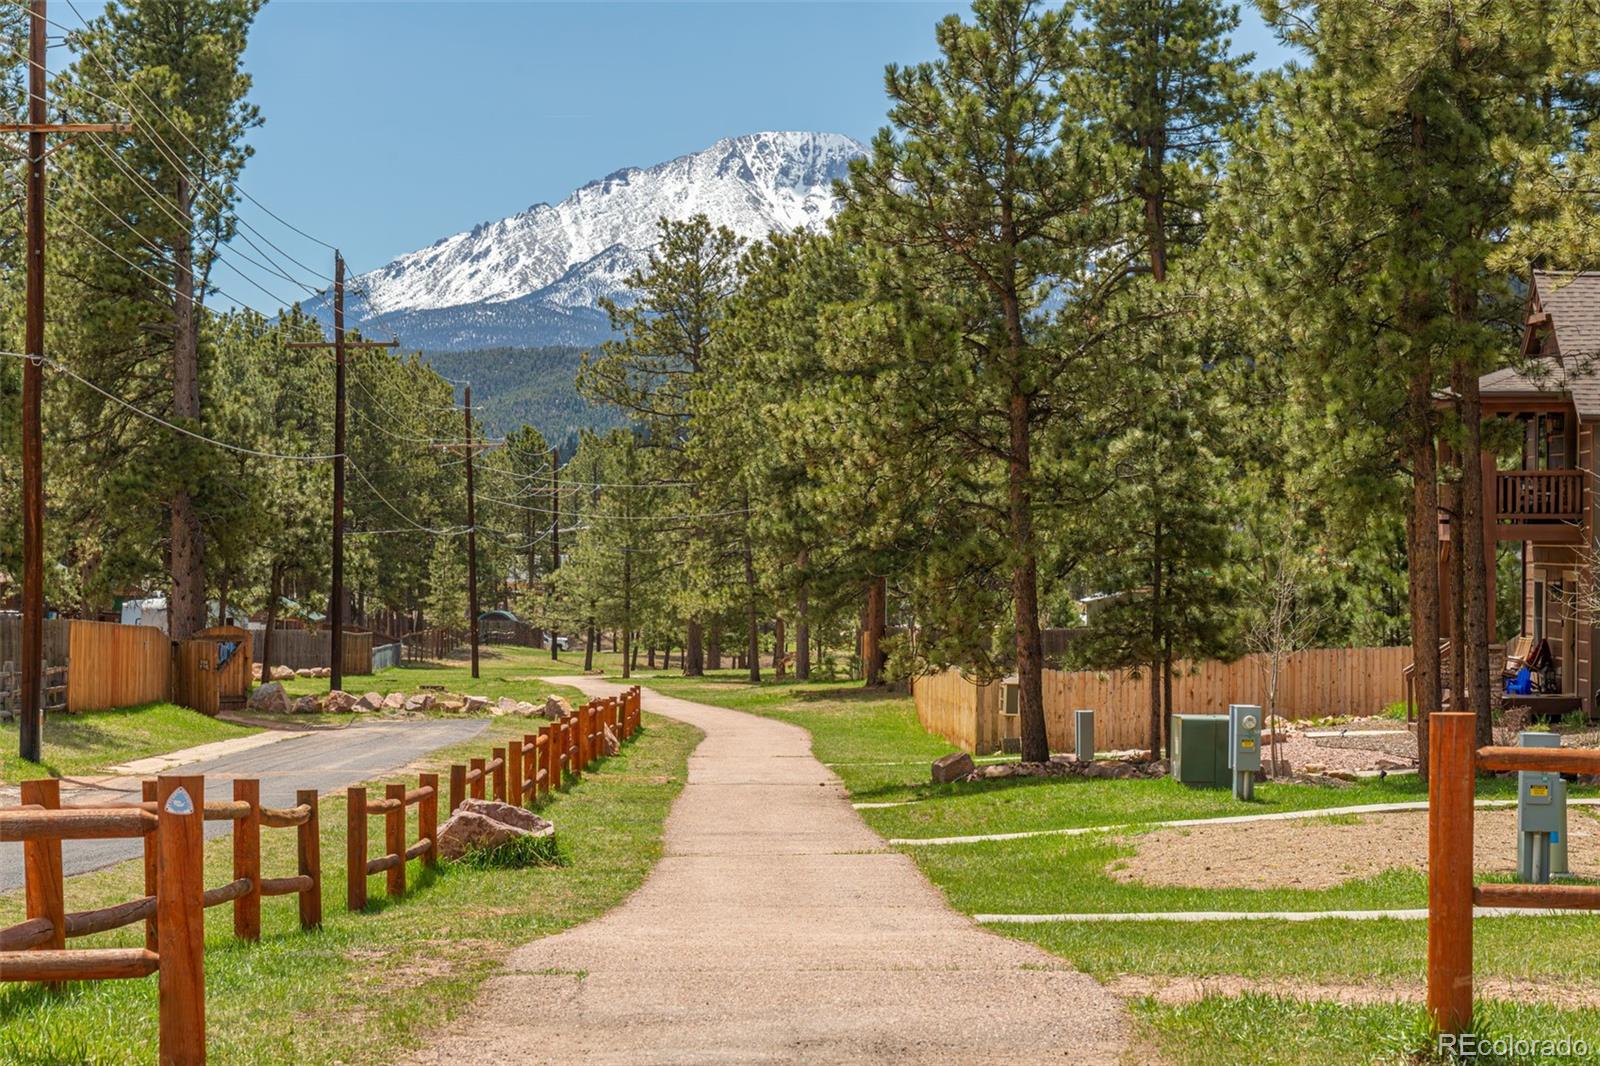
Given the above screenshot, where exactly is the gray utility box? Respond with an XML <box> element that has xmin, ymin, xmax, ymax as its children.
<box><xmin>1518</xmin><ymin>730</ymin><xmax>1568</xmax><ymax>882</ymax></box>
<box><xmin>1228</xmin><ymin>704</ymin><xmax>1262</xmax><ymax>801</ymax></box>
<box><xmin>1074</xmin><ymin>709</ymin><xmax>1095</xmax><ymax>763</ymax></box>
<box><xmin>1172</xmin><ymin>714</ymin><xmax>1230</xmax><ymax>788</ymax></box>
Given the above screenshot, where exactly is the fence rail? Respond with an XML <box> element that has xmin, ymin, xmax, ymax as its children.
<box><xmin>1427</xmin><ymin>713</ymin><xmax>1600</xmax><ymax>1036</ymax></box>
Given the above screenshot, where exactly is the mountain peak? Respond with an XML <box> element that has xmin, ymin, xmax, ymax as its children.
<box><xmin>334</xmin><ymin>132</ymin><xmax>866</xmax><ymax>347</ymax></box>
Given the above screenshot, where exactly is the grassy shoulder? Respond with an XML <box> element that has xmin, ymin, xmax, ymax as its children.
<box><xmin>0</xmin><ymin>710</ymin><xmax>700</xmax><ymax>1065</ymax></box>
<box><xmin>1</xmin><ymin>702</ymin><xmax>262</xmax><ymax>785</ymax></box>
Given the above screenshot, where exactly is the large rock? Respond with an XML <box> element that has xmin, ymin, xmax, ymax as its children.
<box><xmin>457</xmin><ymin>798</ymin><xmax>554</xmax><ymax>836</ymax></box>
<box><xmin>464</xmin><ymin>695</ymin><xmax>489</xmax><ymax>714</ymax></box>
<box><xmin>437</xmin><ymin>697</ymin><xmax>465</xmax><ymax>713</ymax></box>
<box><xmin>513</xmin><ymin>701</ymin><xmax>539</xmax><ymax>718</ymax></box>
<box><xmin>931</xmin><ymin>751</ymin><xmax>975</xmax><ymax>784</ymax></box>
<box><xmin>543</xmin><ymin>695</ymin><xmax>573</xmax><ymax>720</ymax></box>
<box><xmin>496</xmin><ymin>696</ymin><xmax>521</xmax><ymax>716</ymax></box>
<box><xmin>436</xmin><ymin>802</ymin><xmax>554</xmax><ymax>861</ymax></box>
<box><xmin>356</xmin><ymin>691</ymin><xmax>384</xmax><ymax>712</ymax></box>
<box><xmin>291</xmin><ymin>695</ymin><xmax>321</xmax><ymax>715</ymax></box>
<box><xmin>382</xmin><ymin>692</ymin><xmax>405</xmax><ymax>710</ymax></box>
<box><xmin>325</xmin><ymin>690</ymin><xmax>357</xmax><ymax>714</ymax></box>
<box><xmin>247</xmin><ymin>682</ymin><xmax>290</xmax><ymax>714</ymax></box>
<box><xmin>268</xmin><ymin>665</ymin><xmax>296</xmax><ymax>681</ymax></box>
<box><xmin>403</xmin><ymin>693</ymin><xmax>435</xmax><ymax>713</ymax></box>
<box><xmin>295</xmin><ymin>668</ymin><xmax>317</xmax><ymax>678</ymax></box>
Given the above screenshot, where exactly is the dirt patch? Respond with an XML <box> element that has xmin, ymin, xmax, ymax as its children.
<box><xmin>1111</xmin><ymin>809</ymin><xmax>1600</xmax><ymax>890</ymax></box>
<box><xmin>1108</xmin><ymin>974</ymin><xmax>1600</xmax><ymax>1009</ymax></box>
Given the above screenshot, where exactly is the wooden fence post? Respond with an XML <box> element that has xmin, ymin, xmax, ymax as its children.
<box><xmin>579</xmin><ymin>705</ymin><xmax>591</xmax><ymax>770</ymax></box>
<box><xmin>1428</xmin><ymin>711</ymin><xmax>1476</xmax><ymax>1036</ymax></box>
<box><xmin>469</xmin><ymin>757</ymin><xmax>486</xmax><ymax>800</ymax></box>
<box><xmin>418</xmin><ymin>772</ymin><xmax>438</xmax><ymax>869</ymax></box>
<box><xmin>492</xmin><ymin>746</ymin><xmax>508</xmax><ymax>802</ymax></box>
<box><xmin>347</xmin><ymin>786</ymin><xmax>367</xmax><ymax>912</ymax></box>
<box><xmin>522</xmin><ymin>733</ymin><xmax>537</xmax><ymax>802</ymax></box>
<box><xmin>296</xmin><ymin>788</ymin><xmax>321</xmax><ymax>930</ymax></box>
<box><xmin>450</xmin><ymin>763</ymin><xmax>466</xmax><ymax>813</ymax></box>
<box><xmin>156</xmin><ymin>774</ymin><xmax>205</xmax><ymax>1066</ymax></box>
<box><xmin>507</xmin><ymin>738</ymin><xmax>523</xmax><ymax>807</ymax></box>
<box><xmin>385</xmin><ymin>783</ymin><xmax>406</xmax><ymax>898</ymax></box>
<box><xmin>20</xmin><ymin>779</ymin><xmax>65</xmax><ymax>959</ymax></box>
<box><xmin>232</xmin><ymin>778</ymin><xmax>261</xmax><ymax>941</ymax></box>
<box><xmin>142</xmin><ymin>778</ymin><xmax>158</xmax><ymax>951</ymax></box>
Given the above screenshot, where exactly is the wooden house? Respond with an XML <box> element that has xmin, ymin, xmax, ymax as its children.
<box><xmin>1447</xmin><ymin>271</ymin><xmax>1600</xmax><ymax>718</ymax></box>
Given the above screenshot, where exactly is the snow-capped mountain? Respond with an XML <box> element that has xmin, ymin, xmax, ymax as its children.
<box><xmin>308</xmin><ymin>132</ymin><xmax>866</xmax><ymax>350</ymax></box>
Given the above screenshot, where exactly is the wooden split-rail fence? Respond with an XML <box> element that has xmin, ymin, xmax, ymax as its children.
<box><xmin>0</xmin><ymin>684</ymin><xmax>646</xmax><ymax>1063</ymax></box>
<box><xmin>1426</xmin><ymin>713</ymin><xmax>1600</xmax><ymax>1036</ymax></box>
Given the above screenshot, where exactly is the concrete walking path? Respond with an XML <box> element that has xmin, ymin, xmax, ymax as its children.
<box><xmin>413</xmin><ymin>678</ymin><xmax>1127</xmax><ymax>1065</ymax></box>
<box><xmin>0</xmin><ymin>717</ymin><xmax>488</xmax><ymax>890</ymax></box>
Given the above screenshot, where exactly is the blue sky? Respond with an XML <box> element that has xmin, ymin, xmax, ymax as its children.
<box><xmin>58</xmin><ymin>1</ymin><xmax>1293</xmax><ymax>306</ymax></box>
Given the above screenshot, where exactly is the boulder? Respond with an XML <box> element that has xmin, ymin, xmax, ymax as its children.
<box><xmin>325</xmin><ymin>690</ymin><xmax>357</xmax><ymax>714</ymax></box>
<box><xmin>382</xmin><ymin>692</ymin><xmax>405</xmax><ymax>710</ymax></box>
<box><xmin>403</xmin><ymin>693</ymin><xmax>435</xmax><ymax>713</ymax></box>
<box><xmin>457</xmin><ymin>798</ymin><xmax>554</xmax><ymax>836</ymax></box>
<box><xmin>496</xmin><ymin>696</ymin><xmax>520</xmax><ymax>715</ymax></box>
<box><xmin>295</xmin><ymin>668</ymin><xmax>316</xmax><ymax>678</ymax></box>
<box><xmin>931</xmin><ymin>752</ymin><xmax>975</xmax><ymax>784</ymax></box>
<box><xmin>543</xmin><ymin>695</ymin><xmax>573</xmax><ymax>720</ymax></box>
<box><xmin>464</xmin><ymin>695</ymin><xmax>489</xmax><ymax>714</ymax></box>
<box><xmin>437</xmin><ymin>697</ymin><xmax>465</xmax><ymax>713</ymax></box>
<box><xmin>291</xmin><ymin>695</ymin><xmax>321</xmax><ymax>715</ymax></box>
<box><xmin>269</xmin><ymin>665</ymin><xmax>296</xmax><ymax>681</ymax></box>
<box><xmin>513</xmin><ymin>701</ymin><xmax>539</xmax><ymax>718</ymax></box>
<box><xmin>603</xmin><ymin>724</ymin><xmax>620</xmax><ymax>757</ymax></box>
<box><xmin>356</xmin><ymin>691</ymin><xmax>384</xmax><ymax>712</ymax></box>
<box><xmin>247</xmin><ymin>682</ymin><xmax>290</xmax><ymax>714</ymax></box>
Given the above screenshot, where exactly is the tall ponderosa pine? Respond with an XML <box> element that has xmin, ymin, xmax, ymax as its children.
<box><xmin>579</xmin><ymin>214</ymin><xmax>744</xmax><ymax>676</ymax></box>
<box><xmin>61</xmin><ymin>0</ymin><xmax>262</xmax><ymax>639</ymax></box>
<box><xmin>838</xmin><ymin>0</ymin><xmax>1107</xmax><ymax>761</ymax></box>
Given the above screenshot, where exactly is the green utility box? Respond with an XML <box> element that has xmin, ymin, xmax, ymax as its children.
<box><xmin>1172</xmin><ymin>714</ymin><xmax>1230</xmax><ymax>788</ymax></box>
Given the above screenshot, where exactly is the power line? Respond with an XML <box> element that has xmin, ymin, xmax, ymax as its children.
<box><xmin>0</xmin><ymin>349</ymin><xmax>342</xmax><ymax>461</ymax></box>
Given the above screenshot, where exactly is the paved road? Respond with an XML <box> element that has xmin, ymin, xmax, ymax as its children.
<box><xmin>2</xmin><ymin>718</ymin><xmax>487</xmax><ymax>890</ymax></box>
<box><xmin>413</xmin><ymin>678</ymin><xmax>1126</xmax><ymax>1065</ymax></box>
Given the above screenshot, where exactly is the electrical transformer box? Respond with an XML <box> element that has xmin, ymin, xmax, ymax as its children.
<box><xmin>1518</xmin><ymin>731</ymin><xmax>1563</xmax><ymax>836</ymax></box>
<box><xmin>1228</xmin><ymin>704</ymin><xmax>1262</xmax><ymax>774</ymax></box>
<box><xmin>1172</xmin><ymin>714</ymin><xmax>1229</xmax><ymax>788</ymax></box>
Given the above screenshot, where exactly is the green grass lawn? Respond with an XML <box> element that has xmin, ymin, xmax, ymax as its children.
<box><xmin>1</xmin><ymin>702</ymin><xmax>262</xmax><ymax>785</ymax></box>
<box><xmin>628</xmin><ymin>670</ymin><xmax>1600</xmax><ymax>1063</ymax></box>
<box><xmin>0</xmin><ymin>708</ymin><xmax>700</xmax><ymax>1065</ymax></box>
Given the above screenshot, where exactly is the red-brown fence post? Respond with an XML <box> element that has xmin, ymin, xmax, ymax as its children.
<box><xmin>450</xmin><ymin>763</ymin><xmax>466</xmax><ymax>813</ymax></box>
<box><xmin>1428</xmin><ymin>711</ymin><xmax>1476</xmax><ymax>1037</ymax></box>
<box><xmin>522</xmin><ymin>733</ymin><xmax>537</xmax><ymax>803</ymax></box>
<box><xmin>492</xmin><ymin>746</ymin><xmax>508</xmax><ymax>802</ymax></box>
<box><xmin>418</xmin><ymin>772</ymin><xmax>438</xmax><ymax>869</ymax></box>
<box><xmin>20</xmin><ymin>778</ymin><xmax>65</xmax><ymax>960</ymax></box>
<box><xmin>232</xmin><ymin>778</ymin><xmax>261</xmax><ymax>941</ymax></box>
<box><xmin>141</xmin><ymin>778</ymin><xmax>159</xmax><ymax>952</ymax></box>
<box><xmin>296</xmin><ymin>788</ymin><xmax>322</xmax><ymax>930</ymax></box>
<box><xmin>385</xmin><ymin>783</ymin><xmax>406</xmax><ymax>898</ymax></box>
<box><xmin>578</xmin><ymin>704</ymin><xmax>591</xmax><ymax>770</ymax></box>
<box><xmin>507</xmin><ymin>738</ymin><xmax>523</xmax><ymax>807</ymax></box>
<box><xmin>347</xmin><ymin>786</ymin><xmax>368</xmax><ymax>912</ymax></box>
<box><xmin>470</xmin><ymin>757</ymin><xmax>486</xmax><ymax>800</ymax></box>
<box><xmin>156</xmin><ymin>774</ymin><xmax>205</xmax><ymax>1066</ymax></box>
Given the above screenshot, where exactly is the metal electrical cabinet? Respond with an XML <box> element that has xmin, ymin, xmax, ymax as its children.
<box><xmin>1172</xmin><ymin>714</ymin><xmax>1230</xmax><ymax>787</ymax></box>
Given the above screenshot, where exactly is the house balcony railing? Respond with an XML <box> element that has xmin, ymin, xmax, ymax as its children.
<box><xmin>1495</xmin><ymin>469</ymin><xmax>1584</xmax><ymax>523</ymax></box>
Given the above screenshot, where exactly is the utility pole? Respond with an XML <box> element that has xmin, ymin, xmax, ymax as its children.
<box><xmin>549</xmin><ymin>447</ymin><xmax>560</xmax><ymax>661</ymax></box>
<box><xmin>464</xmin><ymin>386</ymin><xmax>480</xmax><ymax>679</ymax></box>
<box><xmin>286</xmin><ymin>253</ymin><xmax>397</xmax><ymax>693</ymax></box>
<box><xmin>2</xmin><ymin>0</ymin><xmax>122</xmax><ymax>763</ymax></box>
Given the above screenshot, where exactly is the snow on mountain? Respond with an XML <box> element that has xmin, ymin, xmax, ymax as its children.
<box><xmin>310</xmin><ymin>132</ymin><xmax>866</xmax><ymax>350</ymax></box>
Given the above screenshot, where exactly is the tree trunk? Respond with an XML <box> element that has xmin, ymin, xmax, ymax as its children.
<box><xmin>744</xmin><ymin>527</ymin><xmax>761</xmax><ymax>684</ymax></box>
<box><xmin>1408</xmin><ymin>368</ymin><xmax>1443</xmax><ymax>781</ymax></box>
<box><xmin>708</xmin><ymin>624</ymin><xmax>722</xmax><ymax>670</ymax></box>
<box><xmin>1162</xmin><ymin>633</ymin><xmax>1173</xmax><ymax>761</ymax></box>
<box><xmin>863</xmin><ymin>577</ymin><xmax>886</xmax><ymax>686</ymax></box>
<box><xmin>684</xmin><ymin>619</ymin><xmax>704</xmax><ymax>676</ymax></box>
<box><xmin>261</xmin><ymin>563</ymin><xmax>280</xmax><ymax>683</ymax></box>
<box><xmin>169</xmin><ymin>175</ymin><xmax>205</xmax><ymax>642</ymax></box>
<box><xmin>1007</xmin><ymin>382</ymin><xmax>1048</xmax><ymax>764</ymax></box>
<box><xmin>1458</xmin><ymin>360</ymin><xmax>1493</xmax><ymax>746</ymax></box>
<box><xmin>1149</xmin><ymin>524</ymin><xmax>1164</xmax><ymax>760</ymax></box>
<box><xmin>647</xmin><ymin>645</ymin><xmax>656</xmax><ymax>669</ymax></box>
<box><xmin>796</xmin><ymin>560</ymin><xmax>811</xmax><ymax>681</ymax></box>
<box><xmin>774</xmin><ymin>617</ymin><xmax>786</xmax><ymax>682</ymax></box>
<box><xmin>584</xmin><ymin>616</ymin><xmax>595</xmax><ymax>672</ymax></box>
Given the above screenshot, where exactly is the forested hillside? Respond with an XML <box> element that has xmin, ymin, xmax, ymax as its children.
<box><xmin>418</xmin><ymin>346</ymin><xmax>624</xmax><ymax>447</ymax></box>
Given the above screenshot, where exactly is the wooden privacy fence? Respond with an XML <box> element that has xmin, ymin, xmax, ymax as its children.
<box><xmin>912</xmin><ymin>647</ymin><xmax>1412</xmax><ymax>754</ymax></box>
<box><xmin>250</xmin><ymin>626</ymin><xmax>373</xmax><ymax>676</ymax></box>
<box><xmin>1426</xmin><ymin>713</ymin><xmax>1600</xmax><ymax>1035</ymax></box>
<box><xmin>402</xmin><ymin>626</ymin><xmax>463</xmax><ymax>663</ymax></box>
<box><xmin>0</xmin><ymin>774</ymin><xmax>323</xmax><ymax>1065</ymax></box>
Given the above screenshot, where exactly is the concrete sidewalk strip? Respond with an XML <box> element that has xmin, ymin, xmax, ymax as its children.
<box><xmin>977</xmin><ymin>907</ymin><xmax>1580</xmax><ymax>924</ymax></box>
<box><xmin>413</xmin><ymin>678</ymin><xmax>1128</xmax><ymax>1065</ymax></box>
<box><xmin>108</xmin><ymin>729</ymin><xmax>312</xmax><ymax>775</ymax></box>
<box><xmin>889</xmin><ymin>797</ymin><xmax>1600</xmax><ymax>847</ymax></box>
